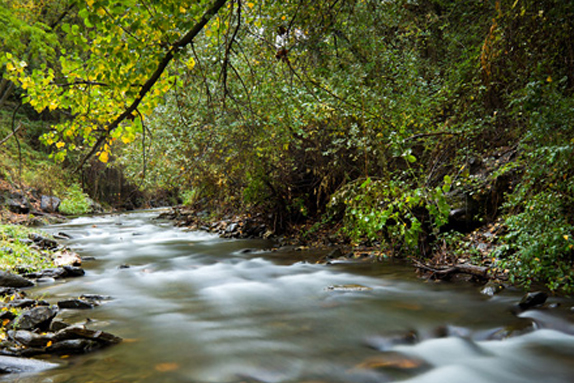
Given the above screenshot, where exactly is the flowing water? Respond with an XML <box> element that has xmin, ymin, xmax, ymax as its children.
<box><xmin>7</xmin><ymin>210</ymin><xmax>574</xmax><ymax>383</ymax></box>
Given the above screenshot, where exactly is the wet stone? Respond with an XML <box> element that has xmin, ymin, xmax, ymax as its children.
<box><xmin>8</xmin><ymin>330</ymin><xmax>53</xmax><ymax>348</ymax></box>
<box><xmin>8</xmin><ymin>298</ymin><xmax>48</xmax><ymax>309</ymax></box>
<box><xmin>0</xmin><ymin>271</ymin><xmax>34</xmax><ymax>288</ymax></box>
<box><xmin>12</xmin><ymin>306</ymin><xmax>58</xmax><ymax>331</ymax></box>
<box><xmin>519</xmin><ymin>291</ymin><xmax>548</xmax><ymax>310</ymax></box>
<box><xmin>57</xmin><ymin>298</ymin><xmax>97</xmax><ymax>310</ymax></box>
<box><xmin>326</xmin><ymin>284</ymin><xmax>373</xmax><ymax>292</ymax></box>
<box><xmin>365</xmin><ymin>331</ymin><xmax>418</xmax><ymax>351</ymax></box>
<box><xmin>480</xmin><ymin>281</ymin><xmax>505</xmax><ymax>296</ymax></box>
<box><xmin>0</xmin><ymin>355</ymin><xmax>58</xmax><ymax>374</ymax></box>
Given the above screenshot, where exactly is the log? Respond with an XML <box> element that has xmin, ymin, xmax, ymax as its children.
<box><xmin>411</xmin><ymin>259</ymin><xmax>489</xmax><ymax>280</ymax></box>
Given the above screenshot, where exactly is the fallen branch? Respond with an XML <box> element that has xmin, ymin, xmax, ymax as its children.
<box><xmin>411</xmin><ymin>258</ymin><xmax>489</xmax><ymax>280</ymax></box>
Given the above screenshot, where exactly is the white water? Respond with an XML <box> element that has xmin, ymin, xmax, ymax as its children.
<box><xmin>8</xmin><ymin>210</ymin><xmax>574</xmax><ymax>383</ymax></box>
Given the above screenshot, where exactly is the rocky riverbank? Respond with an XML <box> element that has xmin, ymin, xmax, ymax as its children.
<box><xmin>0</xmin><ymin>231</ymin><xmax>122</xmax><ymax>375</ymax></box>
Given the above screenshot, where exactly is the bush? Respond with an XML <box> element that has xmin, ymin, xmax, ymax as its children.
<box><xmin>58</xmin><ymin>184</ymin><xmax>91</xmax><ymax>215</ymax></box>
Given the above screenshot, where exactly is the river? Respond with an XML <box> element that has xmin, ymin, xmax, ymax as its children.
<box><xmin>6</xmin><ymin>210</ymin><xmax>574</xmax><ymax>382</ymax></box>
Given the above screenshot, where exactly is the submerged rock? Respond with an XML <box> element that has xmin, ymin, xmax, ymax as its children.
<box><xmin>0</xmin><ymin>355</ymin><xmax>58</xmax><ymax>374</ymax></box>
<box><xmin>518</xmin><ymin>291</ymin><xmax>548</xmax><ymax>310</ymax></box>
<box><xmin>480</xmin><ymin>281</ymin><xmax>505</xmax><ymax>296</ymax></box>
<box><xmin>326</xmin><ymin>284</ymin><xmax>373</xmax><ymax>292</ymax></box>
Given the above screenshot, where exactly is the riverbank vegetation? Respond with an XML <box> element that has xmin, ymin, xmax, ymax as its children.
<box><xmin>1</xmin><ymin>0</ymin><xmax>573</xmax><ymax>293</ymax></box>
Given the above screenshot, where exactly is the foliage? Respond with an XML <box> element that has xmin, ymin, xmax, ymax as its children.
<box><xmin>330</xmin><ymin>175</ymin><xmax>451</xmax><ymax>254</ymax></box>
<box><xmin>58</xmin><ymin>183</ymin><xmax>92</xmax><ymax>215</ymax></box>
<box><xmin>497</xmin><ymin>77</ymin><xmax>574</xmax><ymax>293</ymax></box>
<box><xmin>2</xmin><ymin>0</ymin><xmax>574</xmax><ymax>293</ymax></box>
<box><xmin>0</xmin><ymin>224</ymin><xmax>55</xmax><ymax>272</ymax></box>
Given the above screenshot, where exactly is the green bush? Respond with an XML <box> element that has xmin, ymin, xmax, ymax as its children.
<box><xmin>58</xmin><ymin>184</ymin><xmax>92</xmax><ymax>215</ymax></box>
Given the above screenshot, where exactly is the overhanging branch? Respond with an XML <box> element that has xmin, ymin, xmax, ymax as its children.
<box><xmin>75</xmin><ymin>0</ymin><xmax>230</xmax><ymax>172</ymax></box>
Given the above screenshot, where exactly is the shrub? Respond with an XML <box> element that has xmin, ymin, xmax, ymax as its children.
<box><xmin>58</xmin><ymin>184</ymin><xmax>91</xmax><ymax>215</ymax></box>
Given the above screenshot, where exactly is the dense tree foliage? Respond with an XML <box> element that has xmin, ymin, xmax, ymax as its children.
<box><xmin>2</xmin><ymin>0</ymin><xmax>573</xmax><ymax>292</ymax></box>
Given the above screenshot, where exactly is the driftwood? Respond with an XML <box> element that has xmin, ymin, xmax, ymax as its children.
<box><xmin>411</xmin><ymin>258</ymin><xmax>489</xmax><ymax>280</ymax></box>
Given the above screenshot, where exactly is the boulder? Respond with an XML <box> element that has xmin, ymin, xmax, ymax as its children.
<box><xmin>6</xmin><ymin>196</ymin><xmax>30</xmax><ymax>214</ymax></box>
<box><xmin>0</xmin><ymin>271</ymin><xmax>34</xmax><ymax>288</ymax></box>
<box><xmin>40</xmin><ymin>195</ymin><xmax>61</xmax><ymax>213</ymax></box>
<box><xmin>12</xmin><ymin>305</ymin><xmax>58</xmax><ymax>331</ymax></box>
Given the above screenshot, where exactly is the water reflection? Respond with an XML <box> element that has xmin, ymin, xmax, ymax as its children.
<box><xmin>6</xmin><ymin>210</ymin><xmax>574</xmax><ymax>383</ymax></box>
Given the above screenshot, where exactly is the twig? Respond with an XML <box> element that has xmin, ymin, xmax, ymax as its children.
<box><xmin>0</xmin><ymin>122</ymin><xmax>22</xmax><ymax>147</ymax></box>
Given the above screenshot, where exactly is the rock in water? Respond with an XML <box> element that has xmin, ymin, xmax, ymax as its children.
<box><xmin>519</xmin><ymin>291</ymin><xmax>548</xmax><ymax>310</ymax></box>
<box><xmin>0</xmin><ymin>355</ymin><xmax>58</xmax><ymax>374</ymax></box>
<box><xmin>13</xmin><ymin>306</ymin><xmax>58</xmax><ymax>331</ymax></box>
<box><xmin>0</xmin><ymin>271</ymin><xmax>34</xmax><ymax>288</ymax></box>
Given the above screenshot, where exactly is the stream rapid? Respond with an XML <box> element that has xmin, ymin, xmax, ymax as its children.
<box><xmin>8</xmin><ymin>210</ymin><xmax>574</xmax><ymax>383</ymax></box>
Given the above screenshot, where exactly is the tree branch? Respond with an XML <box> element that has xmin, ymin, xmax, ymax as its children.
<box><xmin>75</xmin><ymin>0</ymin><xmax>230</xmax><ymax>172</ymax></box>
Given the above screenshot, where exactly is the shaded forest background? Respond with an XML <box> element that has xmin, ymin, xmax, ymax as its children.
<box><xmin>1</xmin><ymin>0</ymin><xmax>573</xmax><ymax>292</ymax></box>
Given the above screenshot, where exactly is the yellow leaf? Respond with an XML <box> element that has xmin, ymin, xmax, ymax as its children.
<box><xmin>2</xmin><ymin>319</ymin><xmax>10</xmax><ymax>326</ymax></box>
<box><xmin>46</xmin><ymin>341</ymin><xmax>53</xmax><ymax>348</ymax></box>
<box><xmin>179</xmin><ymin>6</ymin><xmax>186</xmax><ymax>13</ymax></box>
<box><xmin>565</xmin><ymin>235</ymin><xmax>570</xmax><ymax>241</ymax></box>
<box><xmin>547</xmin><ymin>76</ymin><xmax>552</xmax><ymax>83</ymax></box>
<box><xmin>56</xmin><ymin>141</ymin><xmax>65</xmax><ymax>149</ymax></box>
<box><xmin>6</xmin><ymin>62</ymin><xmax>14</xmax><ymax>71</ymax></box>
<box><xmin>98</xmin><ymin>151</ymin><xmax>109</xmax><ymax>163</ymax></box>
<box><xmin>247</xmin><ymin>2</ymin><xmax>255</xmax><ymax>8</ymax></box>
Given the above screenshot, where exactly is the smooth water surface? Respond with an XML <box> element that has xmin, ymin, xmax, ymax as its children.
<box><xmin>8</xmin><ymin>210</ymin><xmax>574</xmax><ymax>383</ymax></box>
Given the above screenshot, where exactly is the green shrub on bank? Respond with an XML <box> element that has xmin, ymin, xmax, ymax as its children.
<box><xmin>58</xmin><ymin>184</ymin><xmax>91</xmax><ymax>215</ymax></box>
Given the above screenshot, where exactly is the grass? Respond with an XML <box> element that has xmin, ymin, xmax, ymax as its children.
<box><xmin>0</xmin><ymin>224</ymin><xmax>55</xmax><ymax>273</ymax></box>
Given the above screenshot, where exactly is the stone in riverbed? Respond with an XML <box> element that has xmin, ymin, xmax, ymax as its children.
<box><xmin>8</xmin><ymin>330</ymin><xmax>53</xmax><ymax>348</ymax></box>
<box><xmin>518</xmin><ymin>291</ymin><xmax>548</xmax><ymax>310</ymax></box>
<box><xmin>0</xmin><ymin>355</ymin><xmax>58</xmax><ymax>374</ymax></box>
<box><xmin>0</xmin><ymin>271</ymin><xmax>34</xmax><ymax>288</ymax></box>
<box><xmin>12</xmin><ymin>306</ymin><xmax>58</xmax><ymax>331</ymax></box>
<box><xmin>53</xmin><ymin>324</ymin><xmax>122</xmax><ymax>346</ymax></box>
<box><xmin>57</xmin><ymin>298</ymin><xmax>97</xmax><ymax>310</ymax></box>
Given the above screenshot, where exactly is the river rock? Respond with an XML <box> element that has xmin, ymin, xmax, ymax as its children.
<box><xmin>12</xmin><ymin>306</ymin><xmax>58</xmax><ymax>331</ymax></box>
<box><xmin>365</xmin><ymin>331</ymin><xmax>418</xmax><ymax>351</ymax></box>
<box><xmin>326</xmin><ymin>284</ymin><xmax>373</xmax><ymax>292</ymax></box>
<box><xmin>28</xmin><ymin>233</ymin><xmax>59</xmax><ymax>250</ymax></box>
<box><xmin>0</xmin><ymin>271</ymin><xmax>34</xmax><ymax>288</ymax></box>
<box><xmin>57</xmin><ymin>298</ymin><xmax>97</xmax><ymax>310</ymax></box>
<box><xmin>40</xmin><ymin>195</ymin><xmax>61</xmax><ymax>213</ymax></box>
<box><xmin>480</xmin><ymin>281</ymin><xmax>505</xmax><ymax>296</ymax></box>
<box><xmin>8</xmin><ymin>330</ymin><xmax>53</xmax><ymax>348</ymax></box>
<box><xmin>0</xmin><ymin>355</ymin><xmax>58</xmax><ymax>374</ymax></box>
<box><xmin>8</xmin><ymin>298</ymin><xmax>48</xmax><ymax>309</ymax></box>
<box><xmin>24</xmin><ymin>266</ymin><xmax>85</xmax><ymax>280</ymax></box>
<box><xmin>6</xmin><ymin>196</ymin><xmax>30</xmax><ymax>214</ymax></box>
<box><xmin>49</xmin><ymin>339</ymin><xmax>101</xmax><ymax>354</ymax></box>
<box><xmin>53</xmin><ymin>324</ymin><xmax>122</xmax><ymax>346</ymax></box>
<box><xmin>518</xmin><ymin>291</ymin><xmax>548</xmax><ymax>310</ymax></box>
<box><xmin>53</xmin><ymin>250</ymin><xmax>82</xmax><ymax>267</ymax></box>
